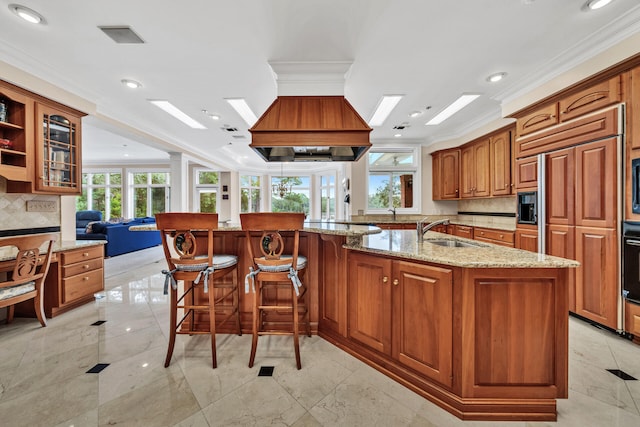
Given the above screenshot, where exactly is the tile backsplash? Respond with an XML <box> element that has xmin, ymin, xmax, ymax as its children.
<box><xmin>0</xmin><ymin>179</ymin><xmax>60</xmax><ymax>231</ymax></box>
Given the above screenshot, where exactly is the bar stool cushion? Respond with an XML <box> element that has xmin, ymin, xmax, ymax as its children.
<box><xmin>255</xmin><ymin>255</ymin><xmax>307</xmax><ymax>272</ymax></box>
<box><xmin>0</xmin><ymin>281</ymin><xmax>36</xmax><ymax>301</ymax></box>
<box><xmin>174</xmin><ymin>254</ymin><xmax>238</xmax><ymax>271</ymax></box>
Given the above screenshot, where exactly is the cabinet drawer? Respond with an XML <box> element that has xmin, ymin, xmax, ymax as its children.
<box><xmin>62</xmin><ymin>268</ymin><xmax>104</xmax><ymax>304</ymax></box>
<box><xmin>516</xmin><ymin>103</ymin><xmax>559</xmax><ymax>137</ymax></box>
<box><xmin>63</xmin><ymin>257</ymin><xmax>103</xmax><ymax>278</ymax></box>
<box><xmin>453</xmin><ymin>225</ymin><xmax>473</xmax><ymax>239</ymax></box>
<box><xmin>61</xmin><ymin>245</ymin><xmax>103</xmax><ymax>264</ymax></box>
<box><xmin>559</xmin><ymin>76</ymin><xmax>621</xmax><ymax>123</ymax></box>
<box><xmin>474</xmin><ymin>228</ymin><xmax>515</xmax><ymax>246</ymax></box>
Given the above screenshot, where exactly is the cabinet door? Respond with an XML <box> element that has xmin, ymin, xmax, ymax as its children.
<box><xmin>575</xmin><ymin>226</ymin><xmax>618</xmax><ymax>329</ymax></box>
<box><xmin>348</xmin><ymin>252</ymin><xmax>392</xmax><ymax>355</ymax></box>
<box><xmin>514</xmin><ymin>156</ymin><xmax>538</xmax><ymax>192</ymax></box>
<box><xmin>559</xmin><ymin>76</ymin><xmax>621</xmax><ymax>123</ymax></box>
<box><xmin>0</xmin><ymin>84</ymin><xmax>32</xmax><ymax>182</ymax></box>
<box><xmin>546</xmin><ymin>148</ymin><xmax>575</xmax><ymax>226</ymax></box>
<box><xmin>547</xmin><ymin>224</ymin><xmax>576</xmax><ymax>312</ymax></box>
<box><xmin>516</xmin><ymin>103</ymin><xmax>559</xmax><ymax>138</ymax></box>
<box><xmin>441</xmin><ymin>149</ymin><xmax>460</xmax><ymax>199</ymax></box>
<box><xmin>392</xmin><ymin>261</ymin><xmax>453</xmax><ymax>387</ymax></box>
<box><xmin>472</xmin><ymin>139</ymin><xmax>491</xmax><ymax>197</ymax></box>
<box><xmin>460</xmin><ymin>145</ymin><xmax>475</xmax><ymax>198</ymax></box>
<box><xmin>431</xmin><ymin>152</ymin><xmax>442</xmax><ymax>200</ymax></box>
<box><xmin>36</xmin><ymin>103</ymin><xmax>82</xmax><ymax>194</ymax></box>
<box><xmin>515</xmin><ymin>228</ymin><xmax>538</xmax><ymax>252</ymax></box>
<box><xmin>490</xmin><ymin>131</ymin><xmax>512</xmax><ymax>196</ymax></box>
<box><xmin>575</xmin><ymin>137</ymin><xmax>617</xmax><ymax>228</ymax></box>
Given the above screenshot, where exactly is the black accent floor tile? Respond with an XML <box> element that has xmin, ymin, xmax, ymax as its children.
<box><xmin>86</xmin><ymin>363</ymin><xmax>110</xmax><ymax>374</ymax></box>
<box><xmin>606</xmin><ymin>369</ymin><xmax>637</xmax><ymax>380</ymax></box>
<box><xmin>91</xmin><ymin>320</ymin><xmax>106</xmax><ymax>326</ymax></box>
<box><xmin>258</xmin><ymin>366</ymin><xmax>274</xmax><ymax>377</ymax></box>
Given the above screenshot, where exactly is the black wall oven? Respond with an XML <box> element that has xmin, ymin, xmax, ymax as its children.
<box><xmin>623</xmin><ymin>221</ymin><xmax>640</xmax><ymax>304</ymax></box>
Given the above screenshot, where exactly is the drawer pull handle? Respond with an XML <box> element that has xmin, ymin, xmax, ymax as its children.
<box><xmin>393</xmin><ymin>279</ymin><xmax>399</xmax><ymax>286</ymax></box>
<box><xmin>382</xmin><ymin>276</ymin><xmax>388</xmax><ymax>283</ymax></box>
<box><xmin>83</xmin><ymin>252</ymin><xmax>89</xmax><ymax>257</ymax></box>
<box><xmin>84</xmin><ymin>264</ymin><xmax>90</xmax><ymax>269</ymax></box>
<box><xmin>83</xmin><ymin>277</ymin><xmax>89</xmax><ymax>281</ymax></box>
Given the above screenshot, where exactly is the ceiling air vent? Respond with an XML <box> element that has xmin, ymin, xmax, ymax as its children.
<box><xmin>98</xmin><ymin>26</ymin><xmax>145</xmax><ymax>44</ymax></box>
<box><xmin>231</xmin><ymin>135</ymin><xmax>246</xmax><ymax>139</ymax></box>
<box><xmin>221</xmin><ymin>126</ymin><xmax>238</xmax><ymax>132</ymax></box>
<box><xmin>393</xmin><ymin>124</ymin><xmax>410</xmax><ymax>130</ymax></box>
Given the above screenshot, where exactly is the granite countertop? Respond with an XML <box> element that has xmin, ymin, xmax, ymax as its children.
<box><xmin>0</xmin><ymin>239</ymin><xmax>105</xmax><ymax>262</ymax></box>
<box><xmin>349</xmin><ymin>229</ymin><xmax>579</xmax><ymax>269</ymax></box>
<box><xmin>129</xmin><ymin>221</ymin><xmax>381</xmax><ymax>237</ymax></box>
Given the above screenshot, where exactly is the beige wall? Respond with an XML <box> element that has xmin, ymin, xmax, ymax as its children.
<box><xmin>0</xmin><ymin>178</ymin><xmax>61</xmax><ymax>231</ymax></box>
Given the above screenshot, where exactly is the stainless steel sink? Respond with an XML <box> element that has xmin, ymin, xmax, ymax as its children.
<box><xmin>426</xmin><ymin>239</ymin><xmax>483</xmax><ymax>248</ymax></box>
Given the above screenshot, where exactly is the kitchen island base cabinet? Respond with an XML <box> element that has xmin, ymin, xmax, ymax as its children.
<box><xmin>323</xmin><ymin>250</ymin><xmax>568</xmax><ymax>421</ymax></box>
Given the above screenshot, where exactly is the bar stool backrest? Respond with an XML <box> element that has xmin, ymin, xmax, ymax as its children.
<box><xmin>240</xmin><ymin>213</ymin><xmax>305</xmax><ymax>270</ymax></box>
<box><xmin>155</xmin><ymin>212</ymin><xmax>219</xmax><ymax>270</ymax></box>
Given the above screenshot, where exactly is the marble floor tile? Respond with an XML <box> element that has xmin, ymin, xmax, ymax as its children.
<box><xmin>2</xmin><ymin>245</ymin><xmax>640</xmax><ymax>426</ymax></box>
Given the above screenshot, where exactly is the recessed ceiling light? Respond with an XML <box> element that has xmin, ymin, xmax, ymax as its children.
<box><xmin>225</xmin><ymin>98</ymin><xmax>258</xmax><ymax>126</ymax></box>
<box><xmin>369</xmin><ymin>95</ymin><xmax>404</xmax><ymax>127</ymax></box>
<box><xmin>149</xmin><ymin>100</ymin><xmax>206</xmax><ymax>129</ymax></box>
<box><xmin>394</xmin><ymin>133</ymin><xmax>402</xmax><ymax>138</ymax></box>
<box><xmin>9</xmin><ymin>4</ymin><xmax>46</xmax><ymax>24</ymax></box>
<box><xmin>202</xmin><ymin>110</ymin><xmax>220</xmax><ymax>120</ymax></box>
<box><xmin>121</xmin><ymin>79</ymin><xmax>142</xmax><ymax>89</ymax></box>
<box><xmin>584</xmin><ymin>0</ymin><xmax>613</xmax><ymax>10</ymax></box>
<box><xmin>408</xmin><ymin>111</ymin><xmax>422</xmax><ymax>118</ymax></box>
<box><xmin>486</xmin><ymin>72</ymin><xmax>507</xmax><ymax>83</ymax></box>
<box><xmin>425</xmin><ymin>94</ymin><xmax>481</xmax><ymax>126</ymax></box>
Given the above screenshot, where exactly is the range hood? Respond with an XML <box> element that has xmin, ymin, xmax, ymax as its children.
<box><xmin>249</xmin><ymin>96</ymin><xmax>372</xmax><ymax>162</ymax></box>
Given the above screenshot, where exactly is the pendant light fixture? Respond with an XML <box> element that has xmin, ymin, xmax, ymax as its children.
<box><xmin>272</xmin><ymin>163</ymin><xmax>293</xmax><ymax>198</ymax></box>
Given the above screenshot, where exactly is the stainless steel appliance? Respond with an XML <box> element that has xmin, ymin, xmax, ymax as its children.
<box><xmin>623</xmin><ymin>221</ymin><xmax>640</xmax><ymax>304</ymax></box>
<box><xmin>517</xmin><ymin>191</ymin><xmax>537</xmax><ymax>225</ymax></box>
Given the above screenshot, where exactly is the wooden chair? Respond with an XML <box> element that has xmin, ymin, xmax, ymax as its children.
<box><xmin>156</xmin><ymin>213</ymin><xmax>241</xmax><ymax>369</ymax></box>
<box><xmin>0</xmin><ymin>233</ymin><xmax>57</xmax><ymax>327</ymax></box>
<box><xmin>240</xmin><ymin>212</ymin><xmax>311</xmax><ymax>370</ymax></box>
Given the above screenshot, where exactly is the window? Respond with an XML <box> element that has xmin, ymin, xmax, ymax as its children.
<box><xmin>77</xmin><ymin>172</ymin><xmax>122</xmax><ymax>220</ymax></box>
<box><xmin>320</xmin><ymin>175</ymin><xmax>336</xmax><ymax>220</ymax></box>
<box><xmin>194</xmin><ymin>170</ymin><xmax>219</xmax><ymax>213</ymax></box>
<box><xmin>132</xmin><ymin>172</ymin><xmax>170</xmax><ymax>217</ymax></box>
<box><xmin>271</xmin><ymin>175</ymin><xmax>310</xmax><ymax>215</ymax></box>
<box><xmin>240</xmin><ymin>175</ymin><xmax>261</xmax><ymax>213</ymax></box>
<box><xmin>366</xmin><ymin>149</ymin><xmax>419</xmax><ymax>213</ymax></box>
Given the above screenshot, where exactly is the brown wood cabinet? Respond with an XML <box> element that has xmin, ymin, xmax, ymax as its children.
<box><xmin>624</xmin><ymin>301</ymin><xmax>640</xmax><ymax>345</ymax></box>
<box><xmin>431</xmin><ymin>149</ymin><xmax>460</xmax><ymax>200</ymax></box>
<box><xmin>461</xmin><ymin>139</ymin><xmax>490</xmax><ymax>198</ymax></box>
<box><xmin>489</xmin><ymin>130</ymin><xmax>512</xmax><ymax>196</ymax></box>
<box><xmin>575</xmin><ymin>226</ymin><xmax>618</xmax><ymax>329</ymax></box>
<box><xmin>1</xmin><ymin>80</ymin><xmax>86</xmax><ymax>195</ymax></box>
<box><xmin>0</xmin><ymin>83</ymin><xmax>32</xmax><ymax>182</ymax></box>
<box><xmin>515</xmin><ymin>227</ymin><xmax>539</xmax><ymax>252</ymax></box>
<box><xmin>452</xmin><ymin>224</ymin><xmax>473</xmax><ymax>239</ymax></box>
<box><xmin>43</xmin><ymin>244</ymin><xmax>104</xmax><ymax>317</ymax></box>
<box><xmin>347</xmin><ymin>251</ymin><xmax>453</xmax><ymax>387</ymax></box>
<box><xmin>546</xmin><ymin>148</ymin><xmax>575</xmax><ymax>226</ymax></box>
<box><xmin>547</xmin><ymin>224</ymin><xmax>576</xmax><ymax>312</ymax></box>
<box><xmin>514</xmin><ymin>156</ymin><xmax>538</xmax><ymax>191</ymax></box>
<box><xmin>558</xmin><ymin>76</ymin><xmax>622</xmax><ymax>123</ymax></box>
<box><xmin>473</xmin><ymin>227</ymin><xmax>514</xmax><ymax>247</ymax></box>
<box><xmin>516</xmin><ymin>103</ymin><xmax>559</xmax><ymax>138</ymax></box>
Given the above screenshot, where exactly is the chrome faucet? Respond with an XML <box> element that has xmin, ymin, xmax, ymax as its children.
<box><xmin>417</xmin><ymin>218</ymin><xmax>450</xmax><ymax>242</ymax></box>
<box><xmin>388</xmin><ymin>207</ymin><xmax>396</xmax><ymax>221</ymax></box>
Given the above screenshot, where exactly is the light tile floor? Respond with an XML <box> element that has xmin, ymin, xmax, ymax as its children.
<box><xmin>1</xmin><ymin>246</ymin><xmax>640</xmax><ymax>426</ymax></box>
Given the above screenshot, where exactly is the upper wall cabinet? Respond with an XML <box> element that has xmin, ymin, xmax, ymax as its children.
<box><xmin>515</xmin><ymin>76</ymin><xmax>622</xmax><ymax>141</ymax></box>
<box><xmin>431</xmin><ymin>149</ymin><xmax>460</xmax><ymax>200</ymax></box>
<box><xmin>0</xmin><ymin>84</ymin><xmax>33</xmax><ymax>182</ymax></box>
<box><xmin>489</xmin><ymin>130</ymin><xmax>513</xmax><ymax>196</ymax></box>
<box><xmin>461</xmin><ymin>139</ymin><xmax>490</xmax><ymax>198</ymax></box>
<box><xmin>2</xmin><ymin>80</ymin><xmax>85</xmax><ymax>195</ymax></box>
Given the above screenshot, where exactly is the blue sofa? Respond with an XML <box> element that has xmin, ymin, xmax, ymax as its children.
<box><xmin>76</xmin><ymin>210</ymin><xmax>161</xmax><ymax>257</ymax></box>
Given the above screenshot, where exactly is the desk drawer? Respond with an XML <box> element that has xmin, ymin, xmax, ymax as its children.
<box><xmin>63</xmin><ymin>268</ymin><xmax>104</xmax><ymax>303</ymax></box>
<box><xmin>62</xmin><ymin>245</ymin><xmax>103</xmax><ymax>265</ymax></box>
<box><xmin>63</xmin><ymin>257</ymin><xmax>103</xmax><ymax>278</ymax></box>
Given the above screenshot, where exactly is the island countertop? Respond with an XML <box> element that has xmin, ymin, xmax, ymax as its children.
<box><xmin>348</xmin><ymin>229</ymin><xmax>579</xmax><ymax>268</ymax></box>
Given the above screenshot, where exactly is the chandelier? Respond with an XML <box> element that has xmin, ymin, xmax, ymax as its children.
<box><xmin>272</xmin><ymin>163</ymin><xmax>293</xmax><ymax>198</ymax></box>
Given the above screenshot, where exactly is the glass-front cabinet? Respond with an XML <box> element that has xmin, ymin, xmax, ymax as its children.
<box><xmin>34</xmin><ymin>103</ymin><xmax>81</xmax><ymax>194</ymax></box>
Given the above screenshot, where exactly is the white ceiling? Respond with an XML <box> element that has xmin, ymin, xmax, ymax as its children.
<box><xmin>2</xmin><ymin>0</ymin><xmax>640</xmax><ymax>172</ymax></box>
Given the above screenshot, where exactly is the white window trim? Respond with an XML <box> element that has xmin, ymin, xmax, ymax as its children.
<box><xmin>239</xmin><ymin>174</ymin><xmax>262</xmax><ymax>213</ymax></box>
<box><xmin>192</xmin><ymin>168</ymin><xmax>220</xmax><ymax>213</ymax></box>
<box><xmin>128</xmin><ymin>169</ymin><xmax>171</xmax><ymax>218</ymax></box>
<box><xmin>365</xmin><ymin>146</ymin><xmax>421</xmax><ymax>215</ymax></box>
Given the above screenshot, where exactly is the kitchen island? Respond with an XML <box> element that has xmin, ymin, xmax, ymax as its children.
<box><xmin>134</xmin><ymin>221</ymin><xmax>576</xmax><ymax>421</ymax></box>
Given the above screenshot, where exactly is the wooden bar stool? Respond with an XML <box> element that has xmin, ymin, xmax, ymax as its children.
<box><xmin>156</xmin><ymin>213</ymin><xmax>241</xmax><ymax>369</ymax></box>
<box><xmin>240</xmin><ymin>212</ymin><xmax>311</xmax><ymax>370</ymax></box>
<box><xmin>0</xmin><ymin>233</ymin><xmax>56</xmax><ymax>327</ymax></box>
